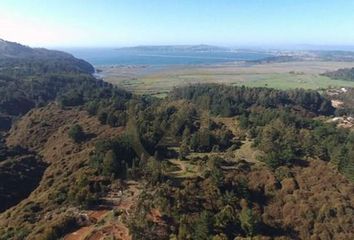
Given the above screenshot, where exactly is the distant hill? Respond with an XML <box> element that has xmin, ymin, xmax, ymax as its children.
<box><xmin>312</xmin><ymin>50</ymin><xmax>354</xmax><ymax>62</ymax></box>
<box><xmin>0</xmin><ymin>38</ymin><xmax>73</xmax><ymax>59</ymax></box>
<box><xmin>249</xmin><ymin>55</ymin><xmax>301</xmax><ymax>64</ymax></box>
<box><xmin>0</xmin><ymin>39</ymin><xmax>94</xmax><ymax>74</ymax></box>
<box><xmin>116</xmin><ymin>44</ymin><xmax>230</xmax><ymax>52</ymax></box>
<box><xmin>0</xmin><ymin>39</ymin><xmax>114</xmax><ymax>130</ymax></box>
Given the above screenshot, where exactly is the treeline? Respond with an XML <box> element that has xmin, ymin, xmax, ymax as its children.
<box><xmin>239</xmin><ymin>108</ymin><xmax>354</xmax><ymax>181</ymax></box>
<box><xmin>322</xmin><ymin>67</ymin><xmax>354</xmax><ymax>81</ymax></box>
<box><xmin>0</xmin><ymin>74</ymin><xmax>133</xmax><ymax>135</ymax></box>
<box><xmin>170</xmin><ymin>84</ymin><xmax>334</xmax><ymax>117</ymax></box>
<box><xmin>134</xmin><ymin>100</ymin><xmax>236</xmax><ymax>156</ymax></box>
<box><xmin>0</xmin><ymin>73</ymin><xmax>131</xmax><ymax>127</ymax></box>
<box><xmin>0</xmin><ymin>57</ymin><xmax>94</xmax><ymax>77</ymax></box>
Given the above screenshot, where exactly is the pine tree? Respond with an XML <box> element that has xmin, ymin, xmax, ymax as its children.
<box><xmin>193</xmin><ymin>211</ymin><xmax>213</xmax><ymax>240</ymax></box>
<box><xmin>102</xmin><ymin>150</ymin><xmax>118</xmax><ymax>176</ymax></box>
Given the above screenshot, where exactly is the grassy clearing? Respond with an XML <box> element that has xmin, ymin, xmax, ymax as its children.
<box><xmin>230</xmin><ymin>73</ymin><xmax>354</xmax><ymax>90</ymax></box>
<box><xmin>121</xmin><ymin>72</ymin><xmax>354</xmax><ymax>94</ymax></box>
<box><xmin>167</xmin><ymin>158</ymin><xmax>202</xmax><ymax>178</ymax></box>
<box><xmin>163</xmin><ymin>117</ymin><xmax>263</xmax><ymax>179</ymax></box>
<box><xmin>164</xmin><ymin>144</ymin><xmax>263</xmax><ymax>179</ymax></box>
<box><xmin>233</xmin><ymin>139</ymin><xmax>263</xmax><ymax>164</ymax></box>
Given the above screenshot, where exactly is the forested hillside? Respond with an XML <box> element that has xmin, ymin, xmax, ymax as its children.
<box><xmin>0</xmin><ymin>41</ymin><xmax>134</xmax><ymax>239</ymax></box>
<box><xmin>0</xmin><ymin>40</ymin><xmax>353</xmax><ymax>240</ymax></box>
<box><xmin>322</xmin><ymin>67</ymin><xmax>354</xmax><ymax>81</ymax></box>
<box><xmin>170</xmin><ymin>84</ymin><xmax>334</xmax><ymax>116</ymax></box>
<box><xmin>0</xmin><ymin>39</ymin><xmax>94</xmax><ymax>75</ymax></box>
<box><xmin>0</xmin><ymin>39</ymin><xmax>132</xmax><ymax>132</ymax></box>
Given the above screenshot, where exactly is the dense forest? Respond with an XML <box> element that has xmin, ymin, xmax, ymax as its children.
<box><xmin>170</xmin><ymin>84</ymin><xmax>334</xmax><ymax>116</ymax></box>
<box><xmin>0</xmin><ymin>40</ymin><xmax>353</xmax><ymax>240</ymax></box>
<box><xmin>0</xmin><ymin>39</ymin><xmax>132</xmax><ymax>132</ymax></box>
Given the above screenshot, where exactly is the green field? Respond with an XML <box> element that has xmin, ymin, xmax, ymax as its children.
<box><xmin>230</xmin><ymin>73</ymin><xmax>354</xmax><ymax>89</ymax></box>
<box><xmin>99</xmin><ymin>61</ymin><xmax>354</xmax><ymax>96</ymax></box>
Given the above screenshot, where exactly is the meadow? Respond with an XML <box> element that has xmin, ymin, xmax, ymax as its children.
<box><xmin>99</xmin><ymin>61</ymin><xmax>354</xmax><ymax>97</ymax></box>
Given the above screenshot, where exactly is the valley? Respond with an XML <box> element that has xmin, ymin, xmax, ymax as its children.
<box><xmin>99</xmin><ymin>60</ymin><xmax>354</xmax><ymax>97</ymax></box>
<box><xmin>0</xmin><ymin>40</ymin><xmax>353</xmax><ymax>240</ymax></box>
<box><xmin>2</xmin><ymin>0</ymin><xmax>354</xmax><ymax>239</ymax></box>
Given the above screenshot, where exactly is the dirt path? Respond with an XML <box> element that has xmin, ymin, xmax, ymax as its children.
<box><xmin>168</xmin><ymin>159</ymin><xmax>187</xmax><ymax>175</ymax></box>
<box><xmin>168</xmin><ymin>159</ymin><xmax>201</xmax><ymax>178</ymax></box>
<box><xmin>233</xmin><ymin>139</ymin><xmax>263</xmax><ymax>164</ymax></box>
<box><xmin>63</xmin><ymin>181</ymin><xmax>141</xmax><ymax>240</ymax></box>
<box><xmin>212</xmin><ymin>117</ymin><xmax>239</xmax><ymax>136</ymax></box>
<box><xmin>64</xmin><ymin>210</ymin><xmax>109</xmax><ymax>240</ymax></box>
<box><xmin>64</xmin><ymin>226</ymin><xmax>93</xmax><ymax>240</ymax></box>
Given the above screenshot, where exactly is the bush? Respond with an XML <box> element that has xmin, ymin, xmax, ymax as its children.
<box><xmin>42</xmin><ymin>216</ymin><xmax>78</xmax><ymax>240</ymax></box>
<box><xmin>59</xmin><ymin>90</ymin><xmax>84</xmax><ymax>107</ymax></box>
<box><xmin>98</xmin><ymin>111</ymin><xmax>108</xmax><ymax>124</ymax></box>
<box><xmin>68</xmin><ymin>124</ymin><xmax>85</xmax><ymax>143</ymax></box>
<box><xmin>239</xmin><ymin>207</ymin><xmax>259</xmax><ymax>236</ymax></box>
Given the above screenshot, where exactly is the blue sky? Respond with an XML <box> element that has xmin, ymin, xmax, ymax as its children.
<box><xmin>1</xmin><ymin>0</ymin><xmax>354</xmax><ymax>47</ymax></box>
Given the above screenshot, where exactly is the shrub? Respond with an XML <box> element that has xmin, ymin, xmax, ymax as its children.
<box><xmin>68</xmin><ymin>124</ymin><xmax>85</xmax><ymax>143</ymax></box>
<box><xmin>239</xmin><ymin>207</ymin><xmax>259</xmax><ymax>236</ymax></box>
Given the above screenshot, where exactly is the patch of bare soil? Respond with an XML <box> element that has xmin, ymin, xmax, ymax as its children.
<box><xmin>331</xmin><ymin>99</ymin><xmax>344</xmax><ymax>108</ymax></box>
<box><xmin>64</xmin><ymin>226</ymin><xmax>93</xmax><ymax>240</ymax></box>
<box><xmin>147</xmin><ymin>208</ymin><xmax>163</xmax><ymax>224</ymax></box>
<box><xmin>64</xmin><ymin>181</ymin><xmax>142</xmax><ymax>240</ymax></box>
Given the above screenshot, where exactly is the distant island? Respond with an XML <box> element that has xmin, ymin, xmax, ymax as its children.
<box><xmin>116</xmin><ymin>44</ymin><xmax>230</xmax><ymax>52</ymax></box>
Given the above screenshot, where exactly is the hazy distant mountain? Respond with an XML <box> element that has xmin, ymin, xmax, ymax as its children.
<box><xmin>0</xmin><ymin>39</ymin><xmax>35</xmax><ymax>57</ymax></box>
<box><xmin>0</xmin><ymin>38</ymin><xmax>73</xmax><ymax>59</ymax></box>
<box><xmin>116</xmin><ymin>44</ymin><xmax>230</xmax><ymax>52</ymax></box>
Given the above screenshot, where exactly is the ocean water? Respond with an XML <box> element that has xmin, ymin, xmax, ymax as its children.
<box><xmin>62</xmin><ymin>48</ymin><xmax>272</xmax><ymax>66</ymax></box>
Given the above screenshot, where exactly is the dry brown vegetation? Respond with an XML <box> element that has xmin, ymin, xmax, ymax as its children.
<box><xmin>1</xmin><ymin>86</ymin><xmax>354</xmax><ymax>239</ymax></box>
<box><xmin>241</xmin><ymin>159</ymin><xmax>354</xmax><ymax>239</ymax></box>
<box><xmin>0</xmin><ymin>103</ymin><xmax>125</xmax><ymax>239</ymax></box>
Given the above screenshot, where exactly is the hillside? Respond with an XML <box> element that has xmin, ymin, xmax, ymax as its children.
<box><xmin>0</xmin><ymin>39</ymin><xmax>137</xmax><ymax>239</ymax></box>
<box><xmin>0</xmin><ymin>103</ymin><xmax>126</xmax><ymax>239</ymax></box>
<box><xmin>0</xmin><ymin>40</ymin><xmax>353</xmax><ymax>240</ymax></box>
<box><xmin>1</xmin><ymin>89</ymin><xmax>353</xmax><ymax>239</ymax></box>
<box><xmin>0</xmin><ymin>39</ymin><xmax>94</xmax><ymax>75</ymax></box>
<box><xmin>0</xmin><ymin>40</ymin><xmax>132</xmax><ymax>134</ymax></box>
